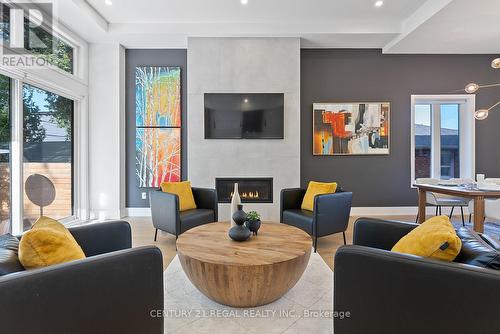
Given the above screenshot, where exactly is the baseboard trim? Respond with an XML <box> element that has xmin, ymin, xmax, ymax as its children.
<box><xmin>125</xmin><ymin>206</ymin><xmax>471</xmax><ymax>218</ymax></box>
<box><xmin>89</xmin><ymin>209</ymin><xmax>123</xmax><ymax>220</ymax></box>
<box><xmin>351</xmin><ymin>206</ymin><xmax>470</xmax><ymax>216</ymax></box>
<box><xmin>125</xmin><ymin>207</ymin><xmax>151</xmax><ymax>217</ymax></box>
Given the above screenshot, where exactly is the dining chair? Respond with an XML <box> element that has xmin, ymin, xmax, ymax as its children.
<box><xmin>468</xmin><ymin>178</ymin><xmax>500</xmax><ymax>224</ymax></box>
<box><xmin>415</xmin><ymin>178</ymin><xmax>469</xmax><ymax>225</ymax></box>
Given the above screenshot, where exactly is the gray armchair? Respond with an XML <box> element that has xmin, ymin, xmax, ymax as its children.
<box><xmin>0</xmin><ymin>221</ymin><xmax>164</xmax><ymax>334</ymax></box>
<box><xmin>280</xmin><ymin>187</ymin><xmax>353</xmax><ymax>252</ymax></box>
<box><xmin>150</xmin><ymin>187</ymin><xmax>218</xmax><ymax>240</ymax></box>
<box><xmin>334</xmin><ymin>218</ymin><xmax>500</xmax><ymax>334</ymax></box>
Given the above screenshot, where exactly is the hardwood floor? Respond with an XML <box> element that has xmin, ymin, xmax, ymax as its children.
<box><xmin>124</xmin><ymin>216</ymin><xmax>178</xmax><ymax>269</ymax></box>
<box><xmin>124</xmin><ymin>215</ymin><xmax>421</xmax><ymax>271</ymax></box>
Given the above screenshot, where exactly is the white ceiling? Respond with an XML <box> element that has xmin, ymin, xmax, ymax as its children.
<box><xmin>86</xmin><ymin>0</ymin><xmax>426</xmax><ymax>23</ymax></box>
<box><xmin>51</xmin><ymin>0</ymin><xmax>500</xmax><ymax>52</ymax></box>
<box><xmin>384</xmin><ymin>0</ymin><xmax>500</xmax><ymax>54</ymax></box>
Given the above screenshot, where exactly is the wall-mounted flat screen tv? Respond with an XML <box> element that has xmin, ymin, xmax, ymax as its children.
<box><xmin>204</xmin><ymin>93</ymin><xmax>284</xmax><ymax>139</ymax></box>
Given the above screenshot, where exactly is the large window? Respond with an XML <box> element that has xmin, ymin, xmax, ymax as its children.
<box><xmin>23</xmin><ymin>16</ymin><xmax>74</xmax><ymax>73</ymax></box>
<box><xmin>22</xmin><ymin>84</ymin><xmax>73</xmax><ymax>229</ymax></box>
<box><xmin>0</xmin><ymin>3</ymin><xmax>74</xmax><ymax>73</ymax></box>
<box><xmin>0</xmin><ymin>2</ymin><xmax>86</xmax><ymax>234</ymax></box>
<box><xmin>0</xmin><ymin>77</ymin><xmax>75</xmax><ymax>234</ymax></box>
<box><xmin>414</xmin><ymin>104</ymin><xmax>431</xmax><ymax>178</ymax></box>
<box><xmin>0</xmin><ymin>74</ymin><xmax>10</xmax><ymax>235</ymax></box>
<box><xmin>440</xmin><ymin>104</ymin><xmax>460</xmax><ymax>179</ymax></box>
<box><xmin>411</xmin><ymin>95</ymin><xmax>475</xmax><ymax>184</ymax></box>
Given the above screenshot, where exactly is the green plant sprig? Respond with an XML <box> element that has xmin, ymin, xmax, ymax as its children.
<box><xmin>246</xmin><ymin>211</ymin><xmax>260</xmax><ymax>221</ymax></box>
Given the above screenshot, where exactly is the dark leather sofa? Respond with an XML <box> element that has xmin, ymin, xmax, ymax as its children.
<box><xmin>334</xmin><ymin>218</ymin><xmax>500</xmax><ymax>334</ymax></box>
<box><xmin>0</xmin><ymin>221</ymin><xmax>164</xmax><ymax>334</ymax></box>
<box><xmin>150</xmin><ymin>187</ymin><xmax>218</xmax><ymax>240</ymax></box>
<box><xmin>280</xmin><ymin>188</ymin><xmax>353</xmax><ymax>252</ymax></box>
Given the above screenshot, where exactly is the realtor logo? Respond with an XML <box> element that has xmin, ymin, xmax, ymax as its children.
<box><xmin>0</xmin><ymin>1</ymin><xmax>54</xmax><ymax>68</ymax></box>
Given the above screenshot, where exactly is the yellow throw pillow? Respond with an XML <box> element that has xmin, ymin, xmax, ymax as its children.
<box><xmin>19</xmin><ymin>216</ymin><xmax>86</xmax><ymax>269</ymax></box>
<box><xmin>301</xmin><ymin>181</ymin><xmax>338</xmax><ymax>211</ymax></box>
<box><xmin>392</xmin><ymin>215</ymin><xmax>462</xmax><ymax>261</ymax></box>
<box><xmin>160</xmin><ymin>181</ymin><xmax>197</xmax><ymax>211</ymax></box>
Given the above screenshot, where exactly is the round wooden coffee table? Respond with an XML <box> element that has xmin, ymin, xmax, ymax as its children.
<box><xmin>176</xmin><ymin>222</ymin><xmax>312</xmax><ymax>308</ymax></box>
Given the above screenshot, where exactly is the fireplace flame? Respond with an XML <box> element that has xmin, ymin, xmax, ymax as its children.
<box><xmin>230</xmin><ymin>191</ymin><xmax>259</xmax><ymax>199</ymax></box>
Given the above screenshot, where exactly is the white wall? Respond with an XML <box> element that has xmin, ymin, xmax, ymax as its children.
<box><xmin>88</xmin><ymin>44</ymin><xmax>126</xmax><ymax>220</ymax></box>
<box><xmin>187</xmin><ymin>37</ymin><xmax>301</xmax><ymax>221</ymax></box>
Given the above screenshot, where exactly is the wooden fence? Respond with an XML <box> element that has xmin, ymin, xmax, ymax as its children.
<box><xmin>0</xmin><ymin>162</ymin><xmax>72</xmax><ymax>233</ymax></box>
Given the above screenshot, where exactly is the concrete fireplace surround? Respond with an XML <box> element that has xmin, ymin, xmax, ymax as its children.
<box><xmin>187</xmin><ymin>37</ymin><xmax>301</xmax><ymax>221</ymax></box>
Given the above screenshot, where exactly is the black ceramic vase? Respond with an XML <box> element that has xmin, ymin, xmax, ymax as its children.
<box><xmin>228</xmin><ymin>225</ymin><xmax>251</xmax><ymax>242</ymax></box>
<box><xmin>229</xmin><ymin>204</ymin><xmax>251</xmax><ymax>241</ymax></box>
<box><xmin>245</xmin><ymin>219</ymin><xmax>261</xmax><ymax>236</ymax></box>
<box><xmin>232</xmin><ymin>204</ymin><xmax>247</xmax><ymax>226</ymax></box>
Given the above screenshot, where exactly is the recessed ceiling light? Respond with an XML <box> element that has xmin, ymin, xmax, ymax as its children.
<box><xmin>244</xmin><ymin>98</ymin><xmax>249</xmax><ymax>103</ymax></box>
<box><xmin>374</xmin><ymin>1</ymin><xmax>384</xmax><ymax>7</ymax></box>
<box><xmin>105</xmin><ymin>0</ymin><xmax>113</xmax><ymax>6</ymax></box>
<box><xmin>241</xmin><ymin>0</ymin><xmax>248</xmax><ymax>5</ymax></box>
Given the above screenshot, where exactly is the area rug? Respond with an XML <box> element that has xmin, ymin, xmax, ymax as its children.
<box><xmin>164</xmin><ymin>252</ymin><xmax>333</xmax><ymax>334</ymax></box>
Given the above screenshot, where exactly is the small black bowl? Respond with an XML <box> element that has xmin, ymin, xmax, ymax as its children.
<box><xmin>245</xmin><ymin>219</ymin><xmax>261</xmax><ymax>236</ymax></box>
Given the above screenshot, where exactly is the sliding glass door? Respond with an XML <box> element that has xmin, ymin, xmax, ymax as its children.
<box><xmin>0</xmin><ymin>1</ymin><xmax>86</xmax><ymax>233</ymax></box>
<box><xmin>22</xmin><ymin>84</ymin><xmax>74</xmax><ymax>230</ymax></box>
<box><xmin>0</xmin><ymin>74</ymin><xmax>10</xmax><ymax>235</ymax></box>
<box><xmin>0</xmin><ymin>74</ymin><xmax>75</xmax><ymax>234</ymax></box>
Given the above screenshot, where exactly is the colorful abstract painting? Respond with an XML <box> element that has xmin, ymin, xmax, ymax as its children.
<box><xmin>136</xmin><ymin>128</ymin><xmax>181</xmax><ymax>187</ymax></box>
<box><xmin>136</xmin><ymin>66</ymin><xmax>181</xmax><ymax>127</ymax></box>
<box><xmin>135</xmin><ymin>66</ymin><xmax>181</xmax><ymax>187</ymax></box>
<box><xmin>313</xmin><ymin>103</ymin><xmax>390</xmax><ymax>155</ymax></box>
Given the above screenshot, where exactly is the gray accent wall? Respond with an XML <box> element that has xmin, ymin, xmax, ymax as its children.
<box><xmin>187</xmin><ymin>37</ymin><xmax>301</xmax><ymax>221</ymax></box>
<box><xmin>301</xmin><ymin>49</ymin><xmax>500</xmax><ymax>207</ymax></box>
<box><xmin>125</xmin><ymin>49</ymin><xmax>187</xmax><ymax>208</ymax></box>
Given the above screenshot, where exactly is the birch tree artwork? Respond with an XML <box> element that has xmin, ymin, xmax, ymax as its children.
<box><xmin>135</xmin><ymin>66</ymin><xmax>181</xmax><ymax>187</ymax></box>
<box><xmin>136</xmin><ymin>128</ymin><xmax>181</xmax><ymax>187</ymax></box>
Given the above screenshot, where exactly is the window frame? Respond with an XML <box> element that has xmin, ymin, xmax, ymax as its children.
<box><xmin>1</xmin><ymin>1</ymin><xmax>87</xmax><ymax>80</ymax></box>
<box><xmin>0</xmin><ymin>3</ymin><xmax>88</xmax><ymax>234</ymax></box>
<box><xmin>21</xmin><ymin>83</ymin><xmax>75</xmax><ymax>227</ymax></box>
<box><xmin>7</xmin><ymin>77</ymin><xmax>84</xmax><ymax>234</ymax></box>
<box><xmin>410</xmin><ymin>95</ymin><xmax>476</xmax><ymax>188</ymax></box>
<box><xmin>0</xmin><ymin>74</ymin><xmax>12</xmax><ymax>234</ymax></box>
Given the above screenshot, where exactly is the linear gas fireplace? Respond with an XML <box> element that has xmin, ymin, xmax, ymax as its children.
<box><xmin>215</xmin><ymin>178</ymin><xmax>273</xmax><ymax>203</ymax></box>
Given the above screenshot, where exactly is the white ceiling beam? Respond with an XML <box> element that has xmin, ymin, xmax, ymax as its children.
<box><xmin>382</xmin><ymin>0</ymin><xmax>454</xmax><ymax>53</ymax></box>
<box><xmin>71</xmin><ymin>0</ymin><xmax>109</xmax><ymax>32</ymax></box>
<box><xmin>109</xmin><ymin>20</ymin><xmax>401</xmax><ymax>36</ymax></box>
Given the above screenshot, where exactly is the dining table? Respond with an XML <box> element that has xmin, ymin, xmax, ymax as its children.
<box><xmin>414</xmin><ymin>183</ymin><xmax>500</xmax><ymax>233</ymax></box>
